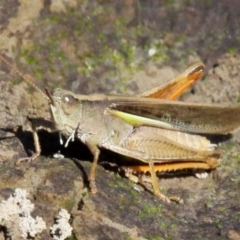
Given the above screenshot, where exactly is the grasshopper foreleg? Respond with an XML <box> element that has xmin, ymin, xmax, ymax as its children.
<box><xmin>64</xmin><ymin>123</ymin><xmax>80</xmax><ymax>148</ymax></box>
<box><xmin>64</xmin><ymin>130</ymin><xmax>76</xmax><ymax>148</ymax></box>
<box><xmin>59</xmin><ymin>133</ymin><xmax>64</xmax><ymax>145</ymax></box>
<box><xmin>16</xmin><ymin>117</ymin><xmax>55</xmax><ymax>165</ymax></box>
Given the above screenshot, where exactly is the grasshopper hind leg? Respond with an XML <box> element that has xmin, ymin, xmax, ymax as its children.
<box><xmin>149</xmin><ymin>162</ymin><xmax>183</xmax><ymax>203</ymax></box>
<box><xmin>148</xmin><ymin>161</ymin><xmax>172</xmax><ymax>203</ymax></box>
<box><xmin>124</xmin><ymin>162</ymin><xmax>182</xmax><ymax>203</ymax></box>
<box><xmin>101</xmin><ymin>143</ymin><xmax>174</xmax><ymax>202</ymax></box>
<box><xmin>102</xmin><ymin>125</ymin><xmax>219</xmax><ymax>202</ymax></box>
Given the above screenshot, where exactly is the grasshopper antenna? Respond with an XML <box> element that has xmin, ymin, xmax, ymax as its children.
<box><xmin>0</xmin><ymin>54</ymin><xmax>48</xmax><ymax>101</ymax></box>
<box><xmin>45</xmin><ymin>88</ymin><xmax>55</xmax><ymax>106</ymax></box>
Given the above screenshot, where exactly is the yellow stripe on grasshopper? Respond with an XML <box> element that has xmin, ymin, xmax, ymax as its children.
<box><xmin>108</xmin><ymin>109</ymin><xmax>178</xmax><ymax>130</ymax></box>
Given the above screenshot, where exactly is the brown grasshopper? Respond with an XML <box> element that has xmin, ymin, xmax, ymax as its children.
<box><xmin>1</xmin><ymin>54</ymin><xmax>240</xmax><ymax>203</ymax></box>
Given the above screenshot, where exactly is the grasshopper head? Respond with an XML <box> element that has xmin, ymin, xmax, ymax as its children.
<box><xmin>46</xmin><ymin>88</ymin><xmax>82</xmax><ymax>135</ymax></box>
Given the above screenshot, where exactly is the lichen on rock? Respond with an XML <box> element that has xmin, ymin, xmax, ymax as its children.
<box><xmin>0</xmin><ymin>188</ymin><xmax>46</xmax><ymax>239</ymax></box>
<box><xmin>50</xmin><ymin>209</ymin><xmax>72</xmax><ymax>240</ymax></box>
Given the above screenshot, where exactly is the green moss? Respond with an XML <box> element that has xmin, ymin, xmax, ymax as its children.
<box><xmin>237</xmin><ymin>94</ymin><xmax>240</xmax><ymax>103</ymax></box>
<box><xmin>216</xmin><ymin>205</ymin><xmax>227</xmax><ymax>212</ymax></box>
<box><xmin>12</xmin><ymin>78</ymin><xmax>22</xmax><ymax>85</ymax></box>
<box><xmin>46</xmin><ymin>14</ymin><xmax>61</xmax><ymax>24</ymax></box>
<box><xmin>227</xmin><ymin>47</ymin><xmax>237</xmax><ymax>54</ymax></box>
<box><xmin>25</xmin><ymin>55</ymin><xmax>39</xmax><ymax>65</ymax></box>
<box><xmin>65</xmin><ymin>235</ymin><xmax>76</xmax><ymax>240</ymax></box>
<box><xmin>139</xmin><ymin>204</ymin><xmax>163</xmax><ymax>218</ymax></box>
<box><xmin>164</xmin><ymin>0</ymin><xmax>177</xmax><ymax>7</ymax></box>
<box><xmin>18</xmin><ymin>0</ymin><xmax>200</xmax><ymax>96</ymax></box>
<box><xmin>216</xmin><ymin>219</ymin><xmax>223</xmax><ymax>229</ymax></box>
<box><xmin>146</xmin><ymin>236</ymin><xmax>162</xmax><ymax>240</ymax></box>
<box><xmin>63</xmin><ymin>197</ymin><xmax>77</xmax><ymax>211</ymax></box>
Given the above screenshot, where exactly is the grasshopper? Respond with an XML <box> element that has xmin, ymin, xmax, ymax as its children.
<box><xmin>1</xmin><ymin>54</ymin><xmax>240</xmax><ymax>203</ymax></box>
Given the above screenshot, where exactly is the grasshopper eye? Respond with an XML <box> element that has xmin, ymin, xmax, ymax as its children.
<box><xmin>63</xmin><ymin>94</ymin><xmax>75</xmax><ymax>104</ymax></box>
<box><xmin>61</xmin><ymin>94</ymin><xmax>79</xmax><ymax>115</ymax></box>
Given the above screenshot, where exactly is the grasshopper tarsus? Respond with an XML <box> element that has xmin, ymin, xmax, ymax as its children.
<box><xmin>15</xmin><ymin>152</ymin><xmax>40</xmax><ymax>165</ymax></box>
<box><xmin>156</xmin><ymin>193</ymin><xmax>171</xmax><ymax>203</ymax></box>
<box><xmin>90</xmin><ymin>186</ymin><xmax>98</xmax><ymax>194</ymax></box>
<box><xmin>169</xmin><ymin>196</ymin><xmax>184</xmax><ymax>204</ymax></box>
<box><xmin>89</xmin><ymin>172</ymin><xmax>98</xmax><ymax>194</ymax></box>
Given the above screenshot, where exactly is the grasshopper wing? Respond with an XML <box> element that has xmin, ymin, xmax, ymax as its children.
<box><xmin>108</xmin><ymin>97</ymin><xmax>240</xmax><ymax>134</ymax></box>
<box><xmin>139</xmin><ymin>62</ymin><xmax>204</xmax><ymax>100</ymax></box>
